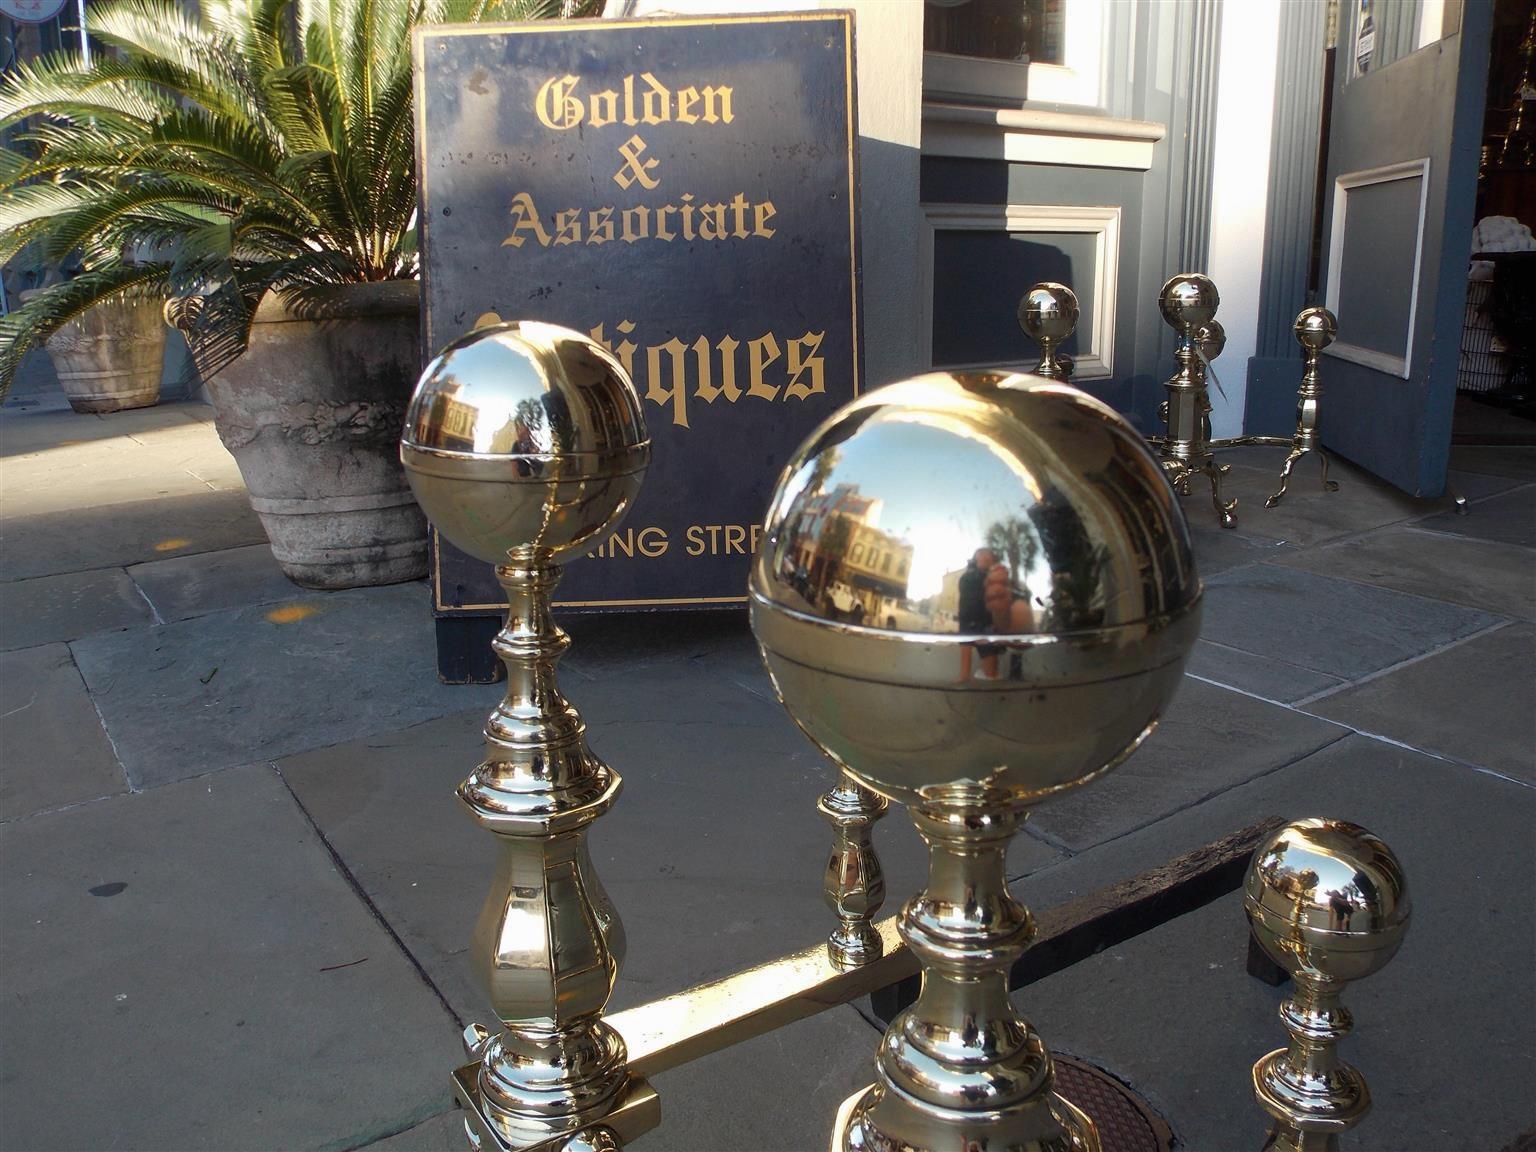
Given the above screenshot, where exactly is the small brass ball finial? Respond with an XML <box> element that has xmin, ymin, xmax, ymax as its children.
<box><xmin>1293</xmin><ymin>306</ymin><xmax>1338</xmax><ymax>355</ymax></box>
<box><xmin>1246</xmin><ymin>818</ymin><xmax>1411</xmax><ymax>1149</ymax></box>
<box><xmin>1017</xmin><ymin>282</ymin><xmax>1079</xmax><ymax>345</ymax></box>
<box><xmin>1158</xmin><ymin>273</ymin><xmax>1219</xmax><ymax>332</ymax></box>
<box><xmin>1017</xmin><ymin>283</ymin><xmax>1079</xmax><ymax>382</ymax></box>
<box><xmin>1195</xmin><ymin>319</ymin><xmax>1226</xmax><ymax>362</ymax></box>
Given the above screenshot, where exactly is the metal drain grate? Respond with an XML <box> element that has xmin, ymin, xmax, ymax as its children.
<box><xmin>1056</xmin><ymin>1055</ymin><xmax>1174</xmax><ymax>1152</ymax></box>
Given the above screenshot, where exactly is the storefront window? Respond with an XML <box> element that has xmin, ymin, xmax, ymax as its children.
<box><xmin>923</xmin><ymin>0</ymin><xmax>1066</xmax><ymax>66</ymax></box>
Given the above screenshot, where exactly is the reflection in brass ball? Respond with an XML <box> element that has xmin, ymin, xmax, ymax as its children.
<box><xmin>1245</xmin><ymin>817</ymin><xmax>1411</xmax><ymax>986</ymax></box>
<box><xmin>1195</xmin><ymin>319</ymin><xmax>1226</xmax><ymax>362</ymax></box>
<box><xmin>749</xmin><ymin>371</ymin><xmax>1203</xmax><ymax>810</ymax></box>
<box><xmin>1294</xmin><ymin>306</ymin><xmax>1338</xmax><ymax>353</ymax></box>
<box><xmin>399</xmin><ymin>321</ymin><xmax>650</xmax><ymax>565</ymax></box>
<box><xmin>1158</xmin><ymin>273</ymin><xmax>1219</xmax><ymax>331</ymax></box>
<box><xmin>1017</xmin><ymin>282</ymin><xmax>1079</xmax><ymax>344</ymax></box>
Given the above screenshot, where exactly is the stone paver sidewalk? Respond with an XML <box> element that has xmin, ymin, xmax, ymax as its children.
<box><xmin>1</xmin><ymin>380</ymin><xmax>1531</xmax><ymax>1152</ymax></box>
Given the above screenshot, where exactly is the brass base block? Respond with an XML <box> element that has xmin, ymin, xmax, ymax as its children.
<box><xmin>452</xmin><ymin>1062</ymin><xmax>660</xmax><ymax>1152</ymax></box>
<box><xmin>831</xmin><ymin>1058</ymin><xmax>1173</xmax><ymax>1152</ymax></box>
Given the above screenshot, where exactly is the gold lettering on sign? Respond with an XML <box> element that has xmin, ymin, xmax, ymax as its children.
<box><xmin>502</xmin><ymin>192</ymin><xmax>777</xmax><ymax>249</ymax></box>
<box><xmin>613</xmin><ymin>135</ymin><xmax>660</xmax><ymax>190</ymax></box>
<box><xmin>590</xmin><ymin>322</ymin><xmax>828</xmax><ymax>429</ymax></box>
<box><xmin>536</xmin><ymin>73</ymin><xmax>735</xmax><ymax>132</ymax></box>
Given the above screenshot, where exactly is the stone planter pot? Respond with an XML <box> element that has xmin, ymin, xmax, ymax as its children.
<box><xmin>25</xmin><ymin>291</ymin><xmax>166</xmax><ymax>413</ymax></box>
<box><xmin>206</xmin><ymin>282</ymin><xmax>427</xmax><ymax>589</ymax></box>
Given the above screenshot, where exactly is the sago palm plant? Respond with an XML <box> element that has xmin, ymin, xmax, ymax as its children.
<box><xmin>0</xmin><ymin>0</ymin><xmax>597</xmax><ymax>398</ymax></box>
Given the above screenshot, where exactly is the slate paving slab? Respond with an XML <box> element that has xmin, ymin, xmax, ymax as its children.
<box><xmin>1273</xmin><ymin>523</ymin><xmax>1536</xmax><ymax>621</ymax></box>
<box><xmin>281</xmin><ymin>663</ymin><xmax>1061</xmax><ymax>1027</ymax></box>
<box><xmin>0</xmin><ymin>764</ymin><xmax>462</xmax><ymax>1152</ymax></box>
<box><xmin>1027</xmin><ymin>676</ymin><xmax>1344</xmax><ymax>851</ymax></box>
<box><xmin>0</xmin><ymin>401</ymin><xmax>207</xmax><ymax>457</ymax></box>
<box><xmin>1196</xmin><ymin>564</ymin><xmax>1503</xmax><ymax>696</ymax></box>
<box><xmin>1448</xmin><ymin>444</ymin><xmax>1536</xmax><ymax>480</ymax></box>
<box><xmin>71</xmin><ymin>582</ymin><xmax>503</xmax><ymax>788</ymax></box>
<box><xmin>1306</xmin><ymin>622</ymin><xmax>1536</xmax><ymax>781</ymax></box>
<box><xmin>1182</xmin><ymin>461</ymin><xmax>1425</xmax><ymax>548</ymax></box>
<box><xmin>1185</xmin><ymin>638</ymin><xmax>1347</xmax><ymax>704</ymax></box>
<box><xmin>0</xmin><ymin>566</ymin><xmax>153</xmax><ymax>650</ymax></box>
<box><xmin>129</xmin><ymin>542</ymin><xmax>298</xmax><ymax>622</ymax></box>
<box><xmin>1414</xmin><ymin>484</ymin><xmax>1536</xmax><ymax>550</ymax></box>
<box><xmin>0</xmin><ymin>488</ymin><xmax>268</xmax><ymax>580</ymax></box>
<box><xmin>1013</xmin><ymin>734</ymin><xmax>1535</xmax><ymax>1152</ymax></box>
<box><xmin>0</xmin><ymin>643</ymin><xmax>125</xmax><ymax>821</ymax></box>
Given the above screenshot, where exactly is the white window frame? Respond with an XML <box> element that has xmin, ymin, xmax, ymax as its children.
<box><xmin>918</xmin><ymin>202</ymin><xmax>1121</xmax><ymax>380</ymax></box>
<box><xmin>922</xmin><ymin>0</ymin><xmax>1107</xmax><ymax>109</ymax></box>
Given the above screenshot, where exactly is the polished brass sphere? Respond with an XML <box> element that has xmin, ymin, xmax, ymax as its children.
<box><xmin>1245</xmin><ymin>818</ymin><xmax>1411</xmax><ymax>985</ymax></box>
<box><xmin>400</xmin><ymin>321</ymin><xmax>650</xmax><ymax>565</ymax></box>
<box><xmin>1158</xmin><ymin>273</ymin><xmax>1219</xmax><ymax>331</ymax></box>
<box><xmin>1017</xmin><ymin>282</ymin><xmax>1079</xmax><ymax>344</ymax></box>
<box><xmin>750</xmin><ymin>372</ymin><xmax>1202</xmax><ymax>810</ymax></box>
<box><xmin>1195</xmin><ymin>319</ymin><xmax>1227</xmax><ymax>362</ymax></box>
<box><xmin>1294</xmin><ymin>306</ymin><xmax>1339</xmax><ymax>354</ymax></box>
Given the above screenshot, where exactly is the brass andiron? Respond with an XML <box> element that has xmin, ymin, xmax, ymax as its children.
<box><xmin>1245</xmin><ymin>818</ymin><xmax>1411</xmax><ymax>1152</ymax></box>
<box><xmin>819</xmin><ymin>774</ymin><xmax>888</xmax><ymax>968</ymax></box>
<box><xmin>1261</xmin><ymin>308</ymin><xmax>1340</xmax><ymax>507</ymax></box>
<box><xmin>1018</xmin><ymin>282</ymin><xmax>1079</xmax><ymax>380</ymax></box>
<box><xmin>400</xmin><ymin>322</ymin><xmax>655</xmax><ymax>1152</ymax></box>
<box><xmin>751</xmin><ymin>372</ymin><xmax>1204</xmax><ymax>1152</ymax></box>
<box><xmin>1151</xmin><ymin>274</ymin><xmax>1238</xmax><ymax>527</ymax></box>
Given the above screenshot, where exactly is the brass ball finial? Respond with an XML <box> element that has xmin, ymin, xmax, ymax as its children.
<box><xmin>1246</xmin><ymin>818</ymin><xmax>1411</xmax><ymax>1148</ymax></box>
<box><xmin>1293</xmin><ymin>306</ymin><xmax>1338</xmax><ymax>355</ymax></box>
<box><xmin>1158</xmin><ymin>273</ymin><xmax>1219</xmax><ymax>332</ymax></box>
<box><xmin>1017</xmin><ymin>282</ymin><xmax>1079</xmax><ymax>345</ymax></box>
<box><xmin>400</xmin><ymin>321</ymin><xmax>650</xmax><ymax>564</ymax></box>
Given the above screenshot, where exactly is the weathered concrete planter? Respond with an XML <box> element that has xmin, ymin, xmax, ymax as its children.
<box><xmin>27</xmin><ymin>292</ymin><xmax>166</xmax><ymax>413</ymax></box>
<box><xmin>207</xmin><ymin>282</ymin><xmax>426</xmax><ymax>589</ymax></box>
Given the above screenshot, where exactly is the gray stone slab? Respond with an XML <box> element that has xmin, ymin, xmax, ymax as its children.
<box><xmin>1184</xmin><ymin>519</ymin><xmax>1293</xmax><ymax>577</ymax></box>
<box><xmin>0</xmin><ymin>643</ymin><xmax>125</xmax><ymax>821</ymax></box>
<box><xmin>0</xmin><ymin>401</ymin><xmax>206</xmax><ymax>457</ymax></box>
<box><xmin>1184</xmin><ymin>460</ymin><xmax>1425</xmax><ymax>547</ymax></box>
<box><xmin>1307</xmin><ymin>622</ymin><xmax>1536</xmax><ymax>782</ymax></box>
<box><xmin>1012</xmin><ymin>734</ymin><xmax>1535</xmax><ymax>1152</ymax></box>
<box><xmin>71</xmin><ymin>582</ymin><xmax>503</xmax><ymax>788</ymax></box>
<box><xmin>1028</xmin><ymin>676</ymin><xmax>1344</xmax><ymax>851</ymax></box>
<box><xmin>1201</xmin><ymin>564</ymin><xmax>1502</xmax><ymax>685</ymax></box>
<box><xmin>1186</xmin><ymin>639</ymin><xmax>1347</xmax><ymax>704</ymax></box>
<box><xmin>129</xmin><ymin>542</ymin><xmax>298</xmax><ymax>622</ymax></box>
<box><xmin>1448</xmin><ymin>444</ymin><xmax>1536</xmax><ymax>481</ymax></box>
<box><xmin>0</xmin><ymin>763</ymin><xmax>462</xmax><ymax>1152</ymax></box>
<box><xmin>1273</xmin><ymin>524</ymin><xmax>1536</xmax><ymax>622</ymax></box>
<box><xmin>0</xmin><ymin>488</ymin><xmax>268</xmax><ymax>580</ymax></box>
<box><xmin>362</xmin><ymin>1110</ymin><xmax>465</xmax><ymax>1151</ymax></box>
<box><xmin>280</xmin><ymin>663</ymin><xmax>1061</xmax><ymax>1028</ymax></box>
<box><xmin>642</xmin><ymin>1003</ymin><xmax>879</xmax><ymax>1150</ymax></box>
<box><xmin>1414</xmin><ymin>484</ymin><xmax>1536</xmax><ymax>549</ymax></box>
<box><xmin>1</xmin><ymin>566</ymin><xmax>154</xmax><ymax>650</ymax></box>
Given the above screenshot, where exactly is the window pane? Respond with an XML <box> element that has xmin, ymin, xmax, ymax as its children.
<box><xmin>924</xmin><ymin>0</ymin><xmax>1066</xmax><ymax>66</ymax></box>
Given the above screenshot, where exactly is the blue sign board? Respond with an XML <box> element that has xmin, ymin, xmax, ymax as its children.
<box><xmin>414</xmin><ymin>12</ymin><xmax>861</xmax><ymax>615</ymax></box>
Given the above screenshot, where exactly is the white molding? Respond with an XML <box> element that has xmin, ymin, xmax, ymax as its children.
<box><xmin>918</xmin><ymin>202</ymin><xmax>1121</xmax><ymax>380</ymax></box>
<box><xmin>1324</xmin><ymin>157</ymin><xmax>1431</xmax><ymax>380</ymax></box>
<box><xmin>921</xmin><ymin>103</ymin><xmax>1164</xmax><ymax>171</ymax></box>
